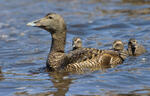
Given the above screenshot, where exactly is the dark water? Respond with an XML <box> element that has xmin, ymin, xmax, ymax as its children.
<box><xmin>0</xmin><ymin>0</ymin><xmax>150</xmax><ymax>96</ymax></box>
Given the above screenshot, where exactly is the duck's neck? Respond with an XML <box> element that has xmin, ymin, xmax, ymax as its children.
<box><xmin>128</xmin><ymin>45</ymin><xmax>135</xmax><ymax>55</ymax></box>
<box><xmin>50</xmin><ymin>30</ymin><xmax>66</xmax><ymax>53</ymax></box>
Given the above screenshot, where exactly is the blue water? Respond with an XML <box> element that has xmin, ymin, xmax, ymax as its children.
<box><xmin>0</xmin><ymin>0</ymin><xmax>150</xmax><ymax>96</ymax></box>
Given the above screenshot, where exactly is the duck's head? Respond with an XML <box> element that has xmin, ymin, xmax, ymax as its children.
<box><xmin>128</xmin><ymin>38</ymin><xmax>138</xmax><ymax>48</ymax></box>
<box><xmin>112</xmin><ymin>40</ymin><xmax>124</xmax><ymax>51</ymax></box>
<box><xmin>27</xmin><ymin>13</ymin><xmax>66</xmax><ymax>34</ymax></box>
<box><xmin>72</xmin><ymin>37</ymin><xmax>82</xmax><ymax>50</ymax></box>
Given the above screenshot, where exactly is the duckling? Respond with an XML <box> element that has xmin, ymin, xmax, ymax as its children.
<box><xmin>27</xmin><ymin>13</ymin><xmax>126</xmax><ymax>72</ymax></box>
<box><xmin>112</xmin><ymin>40</ymin><xmax>124</xmax><ymax>52</ymax></box>
<box><xmin>110</xmin><ymin>40</ymin><xmax>129</xmax><ymax>68</ymax></box>
<box><xmin>72</xmin><ymin>39</ymin><xmax>128</xmax><ymax>59</ymax></box>
<box><xmin>127</xmin><ymin>38</ymin><xmax>147</xmax><ymax>56</ymax></box>
<box><xmin>112</xmin><ymin>40</ymin><xmax>128</xmax><ymax>58</ymax></box>
<box><xmin>72</xmin><ymin>37</ymin><xmax>82</xmax><ymax>50</ymax></box>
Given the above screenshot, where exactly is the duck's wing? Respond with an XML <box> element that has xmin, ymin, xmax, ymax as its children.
<box><xmin>60</xmin><ymin>48</ymin><xmax>123</xmax><ymax>72</ymax></box>
<box><xmin>67</xmin><ymin>48</ymin><xmax>123</xmax><ymax>63</ymax></box>
<box><xmin>63</xmin><ymin>53</ymin><xmax>112</xmax><ymax>72</ymax></box>
<box><xmin>66</xmin><ymin>48</ymin><xmax>103</xmax><ymax>64</ymax></box>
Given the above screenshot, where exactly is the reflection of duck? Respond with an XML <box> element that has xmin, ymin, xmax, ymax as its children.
<box><xmin>48</xmin><ymin>72</ymin><xmax>73</xmax><ymax>96</ymax></box>
<box><xmin>27</xmin><ymin>13</ymin><xmax>126</xmax><ymax>72</ymax></box>
<box><xmin>15</xmin><ymin>71</ymin><xmax>73</xmax><ymax>96</ymax></box>
<box><xmin>72</xmin><ymin>37</ymin><xmax>82</xmax><ymax>50</ymax></box>
<box><xmin>127</xmin><ymin>38</ymin><xmax>147</xmax><ymax>56</ymax></box>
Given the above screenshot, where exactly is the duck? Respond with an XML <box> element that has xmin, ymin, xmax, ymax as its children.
<box><xmin>112</xmin><ymin>40</ymin><xmax>124</xmax><ymax>52</ymax></box>
<box><xmin>127</xmin><ymin>38</ymin><xmax>147</xmax><ymax>56</ymax></box>
<box><xmin>72</xmin><ymin>37</ymin><xmax>82</xmax><ymax>50</ymax></box>
<box><xmin>27</xmin><ymin>13</ymin><xmax>126</xmax><ymax>72</ymax></box>
<box><xmin>112</xmin><ymin>40</ymin><xmax>128</xmax><ymax>58</ymax></box>
<box><xmin>111</xmin><ymin>40</ymin><xmax>129</xmax><ymax>67</ymax></box>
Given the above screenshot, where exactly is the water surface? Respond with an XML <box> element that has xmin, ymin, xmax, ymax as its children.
<box><xmin>0</xmin><ymin>0</ymin><xmax>150</xmax><ymax>96</ymax></box>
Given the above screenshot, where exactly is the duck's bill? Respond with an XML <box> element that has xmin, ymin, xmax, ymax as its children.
<box><xmin>27</xmin><ymin>21</ymin><xmax>36</xmax><ymax>26</ymax></box>
<box><xmin>26</xmin><ymin>19</ymin><xmax>41</xmax><ymax>27</ymax></box>
<box><xmin>72</xmin><ymin>45</ymin><xmax>76</xmax><ymax>48</ymax></box>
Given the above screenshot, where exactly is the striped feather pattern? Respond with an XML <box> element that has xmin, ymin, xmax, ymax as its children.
<box><xmin>55</xmin><ymin>48</ymin><xmax>125</xmax><ymax>72</ymax></box>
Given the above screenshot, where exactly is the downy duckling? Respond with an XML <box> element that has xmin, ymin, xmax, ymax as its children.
<box><xmin>72</xmin><ymin>37</ymin><xmax>82</xmax><ymax>50</ymax></box>
<box><xmin>127</xmin><ymin>38</ymin><xmax>147</xmax><ymax>56</ymax></box>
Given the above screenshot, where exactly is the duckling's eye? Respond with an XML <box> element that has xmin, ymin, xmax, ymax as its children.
<box><xmin>48</xmin><ymin>16</ymin><xmax>53</xmax><ymax>19</ymax></box>
<box><xmin>132</xmin><ymin>40</ymin><xmax>136</xmax><ymax>43</ymax></box>
<box><xmin>129</xmin><ymin>42</ymin><xmax>132</xmax><ymax>44</ymax></box>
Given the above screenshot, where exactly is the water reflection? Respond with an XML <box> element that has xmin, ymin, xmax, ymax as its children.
<box><xmin>48</xmin><ymin>72</ymin><xmax>73</xmax><ymax>96</ymax></box>
<box><xmin>0</xmin><ymin>0</ymin><xmax>150</xmax><ymax>95</ymax></box>
<box><xmin>14</xmin><ymin>71</ymin><xmax>74</xmax><ymax>96</ymax></box>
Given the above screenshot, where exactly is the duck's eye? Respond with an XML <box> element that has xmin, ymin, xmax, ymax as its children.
<box><xmin>129</xmin><ymin>42</ymin><xmax>132</xmax><ymax>44</ymax></box>
<box><xmin>132</xmin><ymin>40</ymin><xmax>136</xmax><ymax>43</ymax></box>
<box><xmin>48</xmin><ymin>16</ymin><xmax>53</xmax><ymax>19</ymax></box>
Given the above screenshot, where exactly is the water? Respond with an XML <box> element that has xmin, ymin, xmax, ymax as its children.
<box><xmin>0</xmin><ymin>0</ymin><xmax>150</xmax><ymax>96</ymax></box>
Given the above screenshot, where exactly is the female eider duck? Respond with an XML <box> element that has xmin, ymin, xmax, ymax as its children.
<box><xmin>27</xmin><ymin>13</ymin><xmax>126</xmax><ymax>72</ymax></box>
<box><xmin>127</xmin><ymin>38</ymin><xmax>147</xmax><ymax>56</ymax></box>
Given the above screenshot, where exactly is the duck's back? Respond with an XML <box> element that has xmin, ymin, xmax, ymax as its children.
<box><xmin>60</xmin><ymin>48</ymin><xmax>124</xmax><ymax>72</ymax></box>
<box><xmin>127</xmin><ymin>44</ymin><xmax>147</xmax><ymax>56</ymax></box>
<box><xmin>134</xmin><ymin>45</ymin><xmax>147</xmax><ymax>56</ymax></box>
<box><xmin>127</xmin><ymin>38</ymin><xmax>147</xmax><ymax>56</ymax></box>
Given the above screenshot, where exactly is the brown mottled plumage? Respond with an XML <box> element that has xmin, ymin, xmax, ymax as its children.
<box><xmin>27</xmin><ymin>13</ymin><xmax>126</xmax><ymax>72</ymax></box>
<box><xmin>127</xmin><ymin>38</ymin><xmax>147</xmax><ymax>56</ymax></box>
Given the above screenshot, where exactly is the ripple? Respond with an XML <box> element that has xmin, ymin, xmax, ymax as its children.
<box><xmin>0</xmin><ymin>0</ymin><xmax>150</xmax><ymax>96</ymax></box>
<box><xmin>0</xmin><ymin>23</ymin><xmax>10</xmax><ymax>29</ymax></box>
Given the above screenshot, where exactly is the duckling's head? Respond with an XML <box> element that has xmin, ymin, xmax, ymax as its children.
<box><xmin>27</xmin><ymin>13</ymin><xmax>66</xmax><ymax>34</ymax></box>
<box><xmin>128</xmin><ymin>38</ymin><xmax>138</xmax><ymax>48</ymax></box>
<box><xmin>72</xmin><ymin>37</ymin><xmax>82</xmax><ymax>50</ymax></box>
<box><xmin>113</xmin><ymin>40</ymin><xmax>124</xmax><ymax>51</ymax></box>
